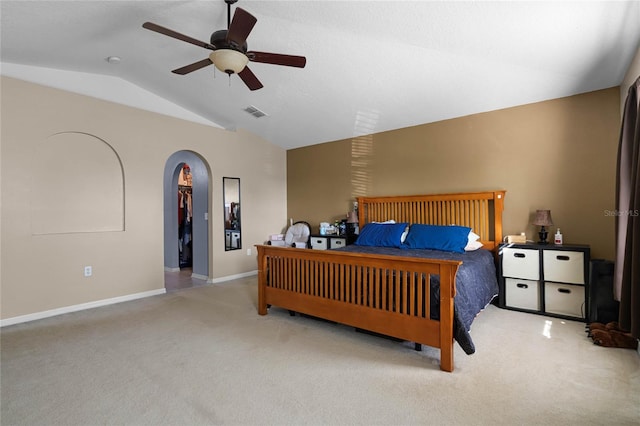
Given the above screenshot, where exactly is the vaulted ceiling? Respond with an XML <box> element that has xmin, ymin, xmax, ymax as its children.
<box><xmin>2</xmin><ymin>1</ymin><xmax>639</xmax><ymax>149</ymax></box>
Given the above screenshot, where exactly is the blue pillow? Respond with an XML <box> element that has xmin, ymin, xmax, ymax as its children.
<box><xmin>403</xmin><ymin>224</ymin><xmax>471</xmax><ymax>253</ymax></box>
<box><xmin>355</xmin><ymin>222</ymin><xmax>408</xmax><ymax>248</ymax></box>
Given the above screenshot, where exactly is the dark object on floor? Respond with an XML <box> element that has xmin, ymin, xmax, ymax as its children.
<box><xmin>590</xmin><ymin>328</ymin><xmax>638</xmax><ymax>349</ymax></box>
<box><xmin>588</xmin><ymin>321</ymin><xmax>623</xmax><ymax>332</ymax></box>
<box><xmin>586</xmin><ymin>321</ymin><xmax>624</xmax><ymax>337</ymax></box>
<box><xmin>588</xmin><ymin>259</ymin><xmax>619</xmax><ymax>324</ymax></box>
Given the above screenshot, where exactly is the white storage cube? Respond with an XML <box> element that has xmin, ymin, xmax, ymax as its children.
<box><xmin>231</xmin><ymin>231</ymin><xmax>240</xmax><ymax>249</ymax></box>
<box><xmin>330</xmin><ymin>238</ymin><xmax>346</xmax><ymax>249</ymax></box>
<box><xmin>545</xmin><ymin>282</ymin><xmax>585</xmax><ymax>318</ymax></box>
<box><xmin>505</xmin><ymin>278</ymin><xmax>540</xmax><ymax>311</ymax></box>
<box><xmin>543</xmin><ymin>251</ymin><xmax>584</xmax><ymax>284</ymax></box>
<box><xmin>502</xmin><ymin>247</ymin><xmax>540</xmax><ymax>280</ymax></box>
<box><xmin>311</xmin><ymin>237</ymin><xmax>328</xmax><ymax>250</ymax></box>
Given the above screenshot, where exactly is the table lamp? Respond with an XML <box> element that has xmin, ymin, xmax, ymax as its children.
<box><xmin>533</xmin><ymin>210</ymin><xmax>553</xmax><ymax>244</ymax></box>
<box><xmin>346</xmin><ymin>211</ymin><xmax>358</xmax><ymax>235</ymax></box>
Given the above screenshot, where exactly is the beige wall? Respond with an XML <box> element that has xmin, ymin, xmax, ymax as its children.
<box><xmin>288</xmin><ymin>88</ymin><xmax>620</xmax><ymax>260</ymax></box>
<box><xmin>1</xmin><ymin>76</ymin><xmax>287</xmax><ymax>320</ymax></box>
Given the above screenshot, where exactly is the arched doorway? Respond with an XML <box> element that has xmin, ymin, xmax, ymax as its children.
<box><xmin>163</xmin><ymin>151</ymin><xmax>211</xmax><ymax>291</ymax></box>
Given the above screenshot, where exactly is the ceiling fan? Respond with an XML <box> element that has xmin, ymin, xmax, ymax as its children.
<box><xmin>142</xmin><ymin>0</ymin><xmax>306</xmax><ymax>91</ymax></box>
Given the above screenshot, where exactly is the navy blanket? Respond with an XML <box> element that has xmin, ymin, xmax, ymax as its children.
<box><xmin>333</xmin><ymin>245</ymin><xmax>499</xmax><ymax>354</ymax></box>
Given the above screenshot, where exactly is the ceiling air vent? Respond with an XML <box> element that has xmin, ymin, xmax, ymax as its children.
<box><xmin>243</xmin><ymin>105</ymin><xmax>268</xmax><ymax>118</ymax></box>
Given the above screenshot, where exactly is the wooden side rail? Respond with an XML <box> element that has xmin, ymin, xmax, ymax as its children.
<box><xmin>256</xmin><ymin>245</ymin><xmax>462</xmax><ymax>372</ymax></box>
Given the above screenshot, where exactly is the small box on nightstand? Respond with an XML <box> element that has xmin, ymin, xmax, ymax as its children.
<box><xmin>310</xmin><ymin>237</ymin><xmax>328</xmax><ymax>250</ymax></box>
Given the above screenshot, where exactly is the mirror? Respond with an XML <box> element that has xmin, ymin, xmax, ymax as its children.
<box><xmin>223</xmin><ymin>177</ymin><xmax>241</xmax><ymax>251</ymax></box>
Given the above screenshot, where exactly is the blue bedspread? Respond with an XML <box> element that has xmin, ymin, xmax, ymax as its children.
<box><xmin>333</xmin><ymin>245</ymin><xmax>499</xmax><ymax>354</ymax></box>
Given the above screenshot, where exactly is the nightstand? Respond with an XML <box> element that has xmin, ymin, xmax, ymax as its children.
<box><xmin>498</xmin><ymin>242</ymin><xmax>590</xmax><ymax>321</ymax></box>
<box><xmin>310</xmin><ymin>234</ymin><xmax>357</xmax><ymax>250</ymax></box>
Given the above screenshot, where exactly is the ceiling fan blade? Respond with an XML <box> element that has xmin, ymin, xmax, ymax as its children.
<box><xmin>142</xmin><ymin>22</ymin><xmax>216</xmax><ymax>50</ymax></box>
<box><xmin>237</xmin><ymin>67</ymin><xmax>264</xmax><ymax>91</ymax></box>
<box><xmin>226</xmin><ymin>8</ymin><xmax>257</xmax><ymax>48</ymax></box>
<box><xmin>172</xmin><ymin>58</ymin><xmax>214</xmax><ymax>75</ymax></box>
<box><xmin>247</xmin><ymin>51</ymin><xmax>306</xmax><ymax>68</ymax></box>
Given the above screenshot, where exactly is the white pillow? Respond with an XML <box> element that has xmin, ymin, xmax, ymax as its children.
<box><xmin>464</xmin><ymin>231</ymin><xmax>483</xmax><ymax>251</ymax></box>
<box><xmin>401</xmin><ymin>225</ymin><xmax>409</xmax><ymax>243</ymax></box>
<box><xmin>464</xmin><ymin>240</ymin><xmax>484</xmax><ymax>251</ymax></box>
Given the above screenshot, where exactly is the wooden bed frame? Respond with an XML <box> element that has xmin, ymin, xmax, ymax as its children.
<box><xmin>256</xmin><ymin>190</ymin><xmax>506</xmax><ymax>372</ymax></box>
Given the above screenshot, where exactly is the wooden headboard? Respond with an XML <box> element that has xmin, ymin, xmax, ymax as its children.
<box><xmin>356</xmin><ymin>190</ymin><xmax>506</xmax><ymax>251</ymax></box>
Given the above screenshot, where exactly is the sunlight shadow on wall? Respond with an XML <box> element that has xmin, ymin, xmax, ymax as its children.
<box><xmin>350</xmin><ymin>109</ymin><xmax>378</xmax><ymax>201</ymax></box>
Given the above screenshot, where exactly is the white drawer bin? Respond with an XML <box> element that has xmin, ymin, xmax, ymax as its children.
<box><xmin>505</xmin><ymin>278</ymin><xmax>540</xmax><ymax>311</ymax></box>
<box><xmin>502</xmin><ymin>248</ymin><xmax>540</xmax><ymax>280</ymax></box>
<box><xmin>310</xmin><ymin>237</ymin><xmax>328</xmax><ymax>250</ymax></box>
<box><xmin>330</xmin><ymin>238</ymin><xmax>346</xmax><ymax>249</ymax></box>
<box><xmin>545</xmin><ymin>282</ymin><xmax>585</xmax><ymax>318</ymax></box>
<box><xmin>543</xmin><ymin>250</ymin><xmax>584</xmax><ymax>284</ymax></box>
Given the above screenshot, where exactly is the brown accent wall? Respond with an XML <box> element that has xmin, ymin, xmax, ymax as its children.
<box><xmin>288</xmin><ymin>88</ymin><xmax>620</xmax><ymax>260</ymax></box>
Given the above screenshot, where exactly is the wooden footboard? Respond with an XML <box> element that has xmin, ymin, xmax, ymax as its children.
<box><xmin>257</xmin><ymin>190</ymin><xmax>505</xmax><ymax>371</ymax></box>
<box><xmin>256</xmin><ymin>245</ymin><xmax>462</xmax><ymax>372</ymax></box>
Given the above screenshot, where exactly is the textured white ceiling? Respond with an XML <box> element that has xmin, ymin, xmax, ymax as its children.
<box><xmin>2</xmin><ymin>1</ymin><xmax>639</xmax><ymax>149</ymax></box>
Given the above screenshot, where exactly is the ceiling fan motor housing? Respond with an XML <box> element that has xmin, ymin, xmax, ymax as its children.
<box><xmin>210</xmin><ymin>30</ymin><xmax>247</xmax><ymax>52</ymax></box>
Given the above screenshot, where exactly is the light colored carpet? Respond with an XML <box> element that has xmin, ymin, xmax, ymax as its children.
<box><xmin>1</xmin><ymin>276</ymin><xmax>639</xmax><ymax>425</ymax></box>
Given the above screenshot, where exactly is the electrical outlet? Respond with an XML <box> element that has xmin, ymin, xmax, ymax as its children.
<box><xmin>84</xmin><ymin>266</ymin><xmax>92</xmax><ymax>277</ymax></box>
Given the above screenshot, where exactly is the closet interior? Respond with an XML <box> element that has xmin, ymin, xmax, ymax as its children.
<box><xmin>178</xmin><ymin>164</ymin><xmax>192</xmax><ymax>269</ymax></box>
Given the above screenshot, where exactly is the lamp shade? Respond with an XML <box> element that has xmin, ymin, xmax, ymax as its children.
<box><xmin>346</xmin><ymin>211</ymin><xmax>358</xmax><ymax>223</ymax></box>
<box><xmin>533</xmin><ymin>210</ymin><xmax>553</xmax><ymax>227</ymax></box>
<box><xmin>209</xmin><ymin>49</ymin><xmax>249</xmax><ymax>74</ymax></box>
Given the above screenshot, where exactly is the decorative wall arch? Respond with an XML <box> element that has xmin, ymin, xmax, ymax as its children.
<box><xmin>31</xmin><ymin>132</ymin><xmax>124</xmax><ymax>235</ymax></box>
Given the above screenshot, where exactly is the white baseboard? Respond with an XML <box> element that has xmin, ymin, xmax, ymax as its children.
<box><xmin>0</xmin><ymin>288</ymin><xmax>166</xmax><ymax>327</ymax></box>
<box><xmin>164</xmin><ymin>269</ymin><xmax>256</xmax><ymax>283</ymax></box>
<box><xmin>191</xmin><ymin>273</ymin><xmax>209</xmax><ymax>281</ymax></box>
<box><xmin>2</xmin><ymin>271</ymin><xmax>258</xmax><ymax>327</ymax></box>
<box><xmin>208</xmin><ymin>270</ymin><xmax>257</xmax><ymax>284</ymax></box>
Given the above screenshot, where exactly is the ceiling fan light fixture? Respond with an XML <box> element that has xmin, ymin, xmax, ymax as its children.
<box><xmin>210</xmin><ymin>49</ymin><xmax>248</xmax><ymax>74</ymax></box>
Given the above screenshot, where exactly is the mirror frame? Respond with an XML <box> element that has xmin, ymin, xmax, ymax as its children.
<box><xmin>223</xmin><ymin>177</ymin><xmax>241</xmax><ymax>251</ymax></box>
